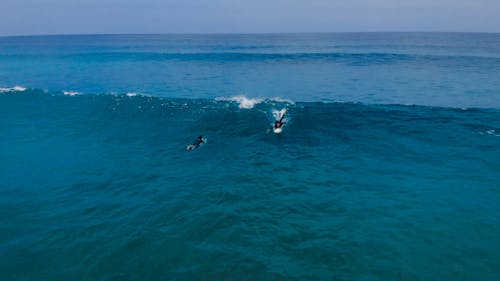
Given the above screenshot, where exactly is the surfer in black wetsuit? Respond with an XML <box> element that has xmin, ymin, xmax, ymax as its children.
<box><xmin>194</xmin><ymin>135</ymin><xmax>205</xmax><ymax>147</ymax></box>
<box><xmin>273</xmin><ymin>114</ymin><xmax>285</xmax><ymax>130</ymax></box>
<box><xmin>186</xmin><ymin>135</ymin><xmax>205</xmax><ymax>150</ymax></box>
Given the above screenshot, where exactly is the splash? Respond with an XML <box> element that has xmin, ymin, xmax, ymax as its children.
<box><xmin>63</xmin><ymin>91</ymin><xmax>81</xmax><ymax>96</ymax></box>
<box><xmin>272</xmin><ymin>108</ymin><xmax>287</xmax><ymax>121</ymax></box>
<box><xmin>216</xmin><ymin>95</ymin><xmax>264</xmax><ymax>109</ymax></box>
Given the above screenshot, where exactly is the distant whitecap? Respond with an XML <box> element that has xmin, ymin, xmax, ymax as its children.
<box><xmin>0</xmin><ymin>86</ymin><xmax>27</xmax><ymax>92</ymax></box>
<box><xmin>63</xmin><ymin>91</ymin><xmax>80</xmax><ymax>96</ymax></box>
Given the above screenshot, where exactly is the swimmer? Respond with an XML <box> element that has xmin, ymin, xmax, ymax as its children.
<box><xmin>186</xmin><ymin>135</ymin><xmax>205</xmax><ymax>150</ymax></box>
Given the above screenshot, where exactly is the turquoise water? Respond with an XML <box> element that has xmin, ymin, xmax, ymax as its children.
<box><xmin>1</xmin><ymin>33</ymin><xmax>500</xmax><ymax>280</ymax></box>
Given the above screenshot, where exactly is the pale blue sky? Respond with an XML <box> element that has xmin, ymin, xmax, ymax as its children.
<box><xmin>1</xmin><ymin>0</ymin><xmax>500</xmax><ymax>36</ymax></box>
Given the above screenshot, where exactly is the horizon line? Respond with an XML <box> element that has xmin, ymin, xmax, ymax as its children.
<box><xmin>1</xmin><ymin>31</ymin><xmax>500</xmax><ymax>38</ymax></box>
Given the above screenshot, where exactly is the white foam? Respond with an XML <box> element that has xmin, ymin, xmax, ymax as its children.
<box><xmin>270</xmin><ymin>97</ymin><xmax>295</xmax><ymax>104</ymax></box>
<box><xmin>126</xmin><ymin>92</ymin><xmax>152</xmax><ymax>97</ymax></box>
<box><xmin>63</xmin><ymin>91</ymin><xmax>80</xmax><ymax>96</ymax></box>
<box><xmin>216</xmin><ymin>95</ymin><xmax>263</xmax><ymax>109</ymax></box>
<box><xmin>13</xmin><ymin>86</ymin><xmax>27</xmax><ymax>92</ymax></box>
<box><xmin>0</xmin><ymin>86</ymin><xmax>27</xmax><ymax>92</ymax></box>
<box><xmin>486</xmin><ymin>130</ymin><xmax>500</xmax><ymax>137</ymax></box>
<box><xmin>272</xmin><ymin>108</ymin><xmax>287</xmax><ymax>121</ymax></box>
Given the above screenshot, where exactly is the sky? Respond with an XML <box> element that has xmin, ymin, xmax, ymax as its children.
<box><xmin>1</xmin><ymin>0</ymin><xmax>500</xmax><ymax>36</ymax></box>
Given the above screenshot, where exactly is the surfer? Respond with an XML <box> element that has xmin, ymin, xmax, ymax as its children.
<box><xmin>194</xmin><ymin>136</ymin><xmax>205</xmax><ymax>146</ymax></box>
<box><xmin>273</xmin><ymin>112</ymin><xmax>286</xmax><ymax>130</ymax></box>
<box><xmin>186</xmin><ymin>135</ymin><xmax>205</xmax><ymax>150</ymax></box>
<box><xmin>274</xmin><ymin>119</ymin><xmax>284</xmax><ymax>129</ymax></box>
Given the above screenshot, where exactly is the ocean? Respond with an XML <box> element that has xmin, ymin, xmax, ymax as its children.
<box><xmin>1</xmin><ymin>33</ymin><xmax>499</xmax><ymax>280</ymax></box>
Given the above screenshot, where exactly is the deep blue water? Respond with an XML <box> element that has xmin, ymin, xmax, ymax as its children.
<box><xmin>1</xmin><ymin>33</ymin><xmax>500</xmax><ymax>280</ymax></box>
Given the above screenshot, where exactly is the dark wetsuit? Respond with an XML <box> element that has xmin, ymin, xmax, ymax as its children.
<box><xmin>193</xmin><ymin>138</ymin><xmax>204</xmax><ymax>148</ymax></box>
<box><xmin>273</xmin><ymin>114</ymin><xmax>285</xmax><ymax>129</ymax></box>
<box><xmin>187</xmin><ymin>137</ymin><xmax>205</xmax><ymax>150</ymax></box>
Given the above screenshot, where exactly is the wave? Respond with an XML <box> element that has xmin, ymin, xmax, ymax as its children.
<box><xmin>1</xmin><ymin>88</ymin><xmax>498</xmax><ymax>123</ymax></box>
<box><xmin>2</xmin><ymin>88</ymin><xmax>499</xmax><ymax>147</ymax></box>
<box><xmin>90</xmin><ymin>52</ymin><xmax>500</xmax><ymax>65</ymax></box>
<box><xmin>7</xmin><ymin>51</ymin><xmax>500</xmax><ymax>64</ymax></box>
<box><xmin>2</xmin><ymin>87</ymin><xmax>500</xmax><ymax>113</ymax></box>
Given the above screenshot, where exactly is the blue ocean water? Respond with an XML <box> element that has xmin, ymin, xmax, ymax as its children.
<box><xmin>1</xmin><ymin>33</ymin><xmax>500</xmax><ymax>280</ymax></box>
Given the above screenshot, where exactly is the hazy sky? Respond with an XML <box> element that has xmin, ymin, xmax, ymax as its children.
<box><xmin>1</xmin><ymin>0</ymin><xmax>500</xmax><ymax>36</ymax></box>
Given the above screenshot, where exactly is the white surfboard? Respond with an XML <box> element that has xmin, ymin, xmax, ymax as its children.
<box><xmin>273</xmin><ymin>127</ymin><xmax>283</xmax><ymax>134</ymax></box>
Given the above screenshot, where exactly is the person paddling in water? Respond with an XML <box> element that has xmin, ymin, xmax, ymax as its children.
<box><xmin>194</xmin><ymin>135</ymin><xmax>205</xmax><ymax>146</ymax></box>
<box><xmin>186</xmin><ymin>135</ymin><xmax>205</xmax><ymax>150</ymax></box>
